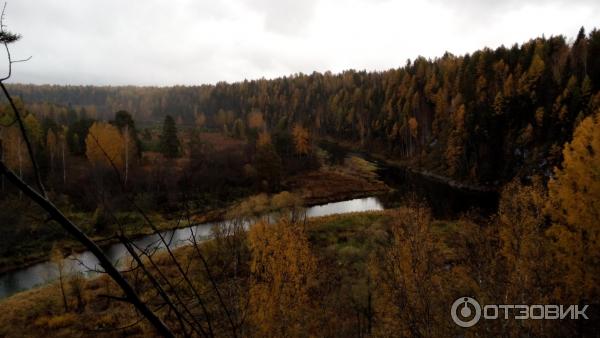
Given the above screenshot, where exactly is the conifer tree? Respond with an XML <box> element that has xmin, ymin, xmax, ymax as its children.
<box><xmin>159</xmin><ymin>115</ymin><xmax>180</xmax><ymax>158</ymax></box>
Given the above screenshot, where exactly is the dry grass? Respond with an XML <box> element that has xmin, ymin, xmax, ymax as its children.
<box><xmin>287</xmin><ymin>166</ymin><xmax>389</xmax><ymax>204</ymax></box>
<box><xmin>0</xmin><ymin>248</ymin><xmax>194</xmax><ymax>338</ymax></box>
<box><xmin>0</xmin><ymin>210</ymin><xmax>390</xmax><ymax>338</ymax></box>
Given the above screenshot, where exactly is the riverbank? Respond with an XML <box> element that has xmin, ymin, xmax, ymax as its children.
<box><xmin>0</xmin><ymin>166</ymin><xmax>389</xmax><ymax>275</ymax></box>
<box><xmin>0</xmin><ymin>209</ymin><xmax>394</xmax><ymax>337</ymax></box>
<box><xmin>0</xmin><ymin>208</ymin><xmax>463</xmax><ymax>337</ymax></box>
<box><xmin>287</xmin><ymin>164</ymin><xmax>390</xmax><ymax>205</ymax></box>
<box><xmin>1</xmin><ymin>195</ymin><xmax>386</xmax><ymax>300</ymax></box>
<box><xmin>319</xmin><ymin>138</ymin><xmax>498</xmax><ymax>193</ymax></box>
<box><xmin>370</xmin><ymin>154</ymin><xmax>497</xmax><ymax>193</ymax></box>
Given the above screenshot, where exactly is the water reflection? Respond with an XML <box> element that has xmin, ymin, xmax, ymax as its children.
<box><xmin>306</xmin><ymin>197</ymin><xmax>383</xmax><ymax>217</ymax></box>
<box><xmin>0</xmin><ymin>197</ymin><xmax>383</xmax><ymax>300</ymax></box>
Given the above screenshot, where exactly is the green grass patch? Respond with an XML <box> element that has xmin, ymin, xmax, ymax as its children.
<box><xmin>307</xmin><ymin>211</ymin><xmax>389</xmax><ymax>265</ymax></box>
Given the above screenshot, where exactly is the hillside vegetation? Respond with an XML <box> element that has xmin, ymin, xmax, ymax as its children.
<box><xmin>7</xmin><ymin>27</ymin><xmax>600</xmax><ymax>184</ymax></box>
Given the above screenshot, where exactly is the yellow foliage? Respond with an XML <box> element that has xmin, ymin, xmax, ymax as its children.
<box><xmin>248</xmin><ymin>219</ymin><xmax>316</xmax><ymax>336</ymax></box>
<box><xmin>270</xmin><ymin>191</ymin><xmax>303</xmax><ymax>210</ymax></box>
<box><xmin>370</xmin><ymin>206</ymin><xmax>447</xmax><ymax>337</ymax></box>
<box><xmin>497</xmin><ymin>178</ymin><xmax>553</xmax><ymax>332</ymax></box>
<box><xmin>493</xmin><ymin>92</ymin><xmax>505</xmax><ymax>115</ymax></box>
<box><xmin>1</xmin><ymin>126</ymin><xmax>30</xmax><ymax>174</ymax></box>
<box><xmin>408</xmin><ymin>117</ymin><xmax>418</xmax><ymax>138</ymax></box>
<box><xmin>85</xmin><ymin>122</ymin><xmax>125</xmax><ymax>170</ymax></box>
<box><xmin>46</xmin><ymin>313</ymin><xmax>78</xmax><ymax>330</ymax></box>
<box><xmin>46</xmin><ymin>129</ymin><xmax>57</xmax><ymax>155</ymax></box>
<box><xmin>257</xmin><ymin>131</ymin><xmax>271</xmax><ymax>147</ymax></box>
<box><xmin>535</xmin><ymin>107</ymin><xmax>544</xmax><ymax>127</ymax></box>
<box><xmin>195</xmin><ymin>112</ymin><xmax>206</xmax><ymax>128</ymax></box>
<box><xmin>518</xmin><ymin>123</ymin><xmax>534</xmax><ymax>146</ymax></box>
<box><xmin>247</xmin><ymin>110</ymin><xmax>264</xmax><ymax>130</ymax></box>
<box><xmin>527</xmin><ymin>54</ymin><xmax>545</xmax><ymax>82</ymax></box>
<box><xmin>519</xmin><ymin>54</ymin><xmax>545</xmax><ymax>95</ymax></box>
<box><xmin>547</xmin><ymin>111</ymin><xmax>600</xmax><ymax>301</ymax></box>
<box><xmin>292</xmin><ymin>124</ymin><xmax>310</xmax><ymax>155</ymax></box>
<box><xmin>503</xmin><ymin>74</ymin><xmax>515</xmax><ymax>97</ymax></box>
<box><xmin>24</xmin><ymin>114</ymin><xmax>43</xmax><ymax>145</ymax></box>
<box><xmin>227</xmin><ymin>193</ymin><xmax>271</xmax><ymax>219</ymax></box>
<box><xmin>216</xmin><ymin>109</ymin><xmax>234</xmax><ymax>128</ymax></box>
<box><xmin>446</xmin><ymin>104</ymin><xmax>465</xmax><ymax>176</ymax></box>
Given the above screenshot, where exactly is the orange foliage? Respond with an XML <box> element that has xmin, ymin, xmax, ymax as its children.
<box><xmin>292</xmin><ymin>124</ymin><xmax>310</xmax><ymax>155</ymax></box>
<box><xmin>408</xmin><ymin>117</ymin><xmax>418</xmax><ymax>138</ymax></box>
<box><xmin>257</xmin><ymin>131</ymin><xmax>271</xmax><ymax>147</ymax></box>
<box><xmin>85</xmin><ymin>122</ymin><xmax>125</xmax><ymax>170</ymax></box>
<box><xmin>247</xmin><ymin>110</ymin><xmax>264</xmax><ymax>130</ymax></box>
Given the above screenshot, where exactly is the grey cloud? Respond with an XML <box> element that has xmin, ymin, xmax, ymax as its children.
<box><xmin>1</xmin><ymin>0</ymin><xmax>598</xmax><ymax>86</ymax></box>
<box><xmin>245</xmin><ymin>0</ymin><xmax>318</xmax><ymax>35</ymax></box>
<box><xmin>431</xmin><ymin>0</ymin><xmax>598</xmax><ymax>14</ymax></box>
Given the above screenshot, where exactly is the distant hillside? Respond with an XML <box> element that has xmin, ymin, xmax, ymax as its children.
<box><xmin>6</xmin><ymin>27</ymin><xmax>600</xmax><ymax>184</ymax></box>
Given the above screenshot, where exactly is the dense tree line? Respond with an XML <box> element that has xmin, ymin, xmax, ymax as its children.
<box><xmin>6</xmin><ymin>27</ymin><xmax>600</xmax><ymax>184</ymax></box>
<box><xmin>0</xmin><ymin>99</ymin><xmax>321</xmax><ymax>242</ymax></box>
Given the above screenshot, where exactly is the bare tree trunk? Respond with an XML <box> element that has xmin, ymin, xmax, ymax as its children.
<box><xmin>17</xmin><ymin>136</ymin><xmax>22</xmax><ymax>178</ymax></box>
<box><xmin>0</xmin><ymin>161</ymin><xmax>175</xmax><ymax>338</ymax></box>
<box><xmin>121</xmin><ymin>238</ymin><xmax>199</xmax><ymax>338</ymax></box>
<box><xmin>17</xmin><ymin>137</ymin><xmax>22</xmax><ymax>199</ymax></box>
<box><xmin>57</xmin><ymin>262</ymin><xmax>68</xmax><ymax>312</ymax></box>
<box><xmin>62</xmin><ymin>141</ymin><xmax>66</xmax><ymax>185</ymax></box>
<box><xmin>124</xmin><ymin>124</ymin><xmax>129</xmax><ymax>185</ymax></box>
<box><xmin>50</xmin><ymin>150</ymin><xmax>54</xmax><ymax>175</ymax></box>
<box><xmin>0</xmin><ymin>82</ymin><xmax>46</xmax><ymax>197</ymax></box>
<box><xmin>0</xmin><ymin>138</ymin><xmax>4</xmax><ymax>193</ymax></box>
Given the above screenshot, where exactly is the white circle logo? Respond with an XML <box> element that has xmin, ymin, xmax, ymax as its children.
<box><xmin>451</xmin><ymin>297</ymin><xmax>481</xmax><ymax>327</ymax></box>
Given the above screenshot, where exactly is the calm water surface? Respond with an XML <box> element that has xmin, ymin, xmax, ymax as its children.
<box><xmin>0</xmin><ymin>197</ymin><xmax>383</xmax><ymax>299</ymax></box>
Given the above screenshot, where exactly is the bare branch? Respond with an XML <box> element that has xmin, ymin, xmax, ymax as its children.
<box><xmin>187</xmin><ymin>206</ymin><xmax>238</xmax><ymax>337</ymax></box>
<box><xmin>83</xmin><ymin>313</ymin><xmax>145</xmax><ymax>333</ymax></box>
<box><xmin>0</xmin><ymin>161</ymin><xmax>175</xmax><ymax>338</ymax></box>
<box><xmin>97</xmin><ymin>293</ymin><xmax>129</xmax><ymax>303</ymax></box>
<box><xmin>120</xmin><ymin>236</ymin><xmax>199</xmax><ymax>338</ymax></box>
<box><xmin>86</xmin><ymin>132</ymin><xmax>217</xmax><ymax>337</ymax></box>
<box><xmin>10</xmin><ymin>55</ymin><xmax>31</xmax><ymax>63</ymax></box>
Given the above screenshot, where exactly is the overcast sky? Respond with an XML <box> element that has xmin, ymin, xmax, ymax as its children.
<box><xmin>2</xmin><ymin>0</ymin><xmax>599</xmax><ymax>86</ymax></box>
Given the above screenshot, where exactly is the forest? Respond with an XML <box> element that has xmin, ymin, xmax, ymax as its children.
<box><xmin>0</xmin><ymin>24</ymin><xmax>599</xmax><ymax>337</ymax></box>
<box><xmin>6</xmin><ymin>27</ymin><xmax>600</xmax><ymax>185</ymax></box>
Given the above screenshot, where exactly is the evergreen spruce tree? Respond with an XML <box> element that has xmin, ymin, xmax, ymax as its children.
<box><xmin>159</xmin><ymin>115</ymin><xmax>180</xmax><ymax>158</ymax></box>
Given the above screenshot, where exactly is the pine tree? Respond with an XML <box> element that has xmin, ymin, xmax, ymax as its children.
<box><xmin>46</xmin><ymin>129</ymin><xmax>57</xmax><ymax>173</ymax></box>
<box><xmin>159</xmin><ymin>115</ymin><xmax>180</xmax><ymax>158</ymax></box>
<box><xmin>254</xmin><ymin>143</ymin><xmax>282</xmax><ymax>190</ymax></box>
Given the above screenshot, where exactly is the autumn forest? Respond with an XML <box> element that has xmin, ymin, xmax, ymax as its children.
<box><xmin>0</xmin><ymin>14</ymin><xmax>599</xmax><ymax>338</ymax></box>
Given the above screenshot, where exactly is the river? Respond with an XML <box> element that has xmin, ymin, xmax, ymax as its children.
<box><xmin>0</xmin><ymin>145</ymin><xmax>499</xmax><ymax>300</ymax></box>
<box><xmin>0</xmin><ymin>197</ymin><xmax>384</xmax><ymax>299</ymax></box>
<box><xmin>320</xmin><ymin>140</ymin><xmax>499</xmax><ymax>218</ymax></box>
